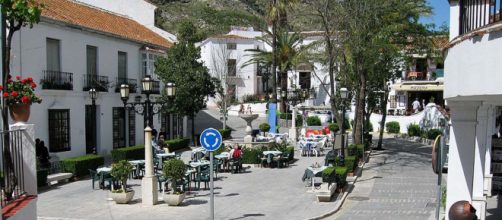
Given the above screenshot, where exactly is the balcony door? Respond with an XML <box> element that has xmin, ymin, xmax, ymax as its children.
<box><xmin>85</xmin><ymin>105</ymin><xmax>97</xmax><ymax>154</ymax></box>
<box><xmin>118</xmin><ymin>51</ymin><xmax>127</xmax><ymax>80</ymax></box>
<box><xmin>46</xmin><ymin>38</ymin><xmax>60</xmax><ymax>72</ymax></box>
<box><xmin>87</xmin><ymin>45</ymin><xmax>97</xmax><ymax>75</ymax></box>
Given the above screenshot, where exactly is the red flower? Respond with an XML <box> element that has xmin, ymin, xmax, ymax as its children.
<box><xmin>11</xmin><ymin>91</ymin><xmax>18</xmax><ymax>97</ymax></box>
<box><xmin>7</xmin><ymin>79</ymin><xmax>12</xmax><ymax>83</ymax></box>
<box><xmin>21</xmin><ymin>79</ymin><xmax>26</xmax><ymax>84</ymax></box>
<box><xmin>20</xmin><ymin>96</ymin><xmax>30</xmax><ymax>104</ymax></box>
<box><xmin>3</xmin><ymin>92</ymin><xmax>8</xmax><ymax>97</ymax></box>
<box><xmin>30</xmin><ymin>82</ymin><xmax>36</xmax><ymax>89</ymax></box>
<box><xmin>27</xmin><ymin>77</ymin><xmax>33</xmax><ymax>82</ymax></box>
<box><xmin>0</xmin><ymin>85</ymin><xmax>3</xmax><ymax>90</ymax></box>
<box><xmin>16</xmin><ymin>76</ymin><xmax>21</xmax><ymax>80</ymax></box>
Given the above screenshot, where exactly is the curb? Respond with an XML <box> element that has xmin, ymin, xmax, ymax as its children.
<box><xmin>308</xmin><ymin>150</ymin><xmax>372</xmax><ymax>220</ymax></box>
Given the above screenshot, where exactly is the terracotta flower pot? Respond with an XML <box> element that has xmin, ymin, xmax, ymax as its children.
<box><xmin>9</xmin><ymin>103</ymin><xmax>31</xmax><ymax>123</ymax></box>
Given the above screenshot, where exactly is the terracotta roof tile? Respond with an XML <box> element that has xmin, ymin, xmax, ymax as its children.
<box><xmin>37</xmin><ymin>0</ymin><xmax>172</xmax><ymax>49</ymax></box>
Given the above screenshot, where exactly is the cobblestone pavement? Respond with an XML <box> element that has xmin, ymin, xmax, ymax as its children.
<box><xmin>329</xmin><ymin>138</ymin><xmax>437</xmax><ymax>220</ymax></box>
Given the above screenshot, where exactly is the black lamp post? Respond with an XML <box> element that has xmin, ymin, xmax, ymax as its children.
<box><xmin>340</xmin><ymin>87</ymin><xmax>348</xmax><ymax>160</ymax></box>
<box><xmin>120</xmin><ymin>75</ymin><xmax>175</xmax><ymax>129</ymax></box>
<box><xmin>89</xmin><ymin>88</ymin><xmax>97</xmax><ymax>154</ymax></box>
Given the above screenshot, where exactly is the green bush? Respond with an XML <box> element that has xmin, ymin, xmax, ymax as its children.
<box><xmin>111</xmin><ymin>145</ymin><xmax>144</xmax><ymax>162</ymax></box>
<box><xmin>286</xmin><ymin>146</ymin><xmax>295</xmax><ymax>162</ymax></box>
<box><xmin>407</xmin><ymin>123</ymin><xmax>422</xmax><ymax>137</ymax></box>
<box><xmin>296</xmin><ymin>115</ymin><xmax>303</xmax><ymax>126</ymax></box>
<box><xmin>218</xmin><ymin>128</ymin><xmax>232</xmax><ymax>140</ymax></box>
<box><xmin>278</xmin><ymin>112</ymin><xmax>292</xmax><ymax>120</ymax></box>
<box><xmin>306</xmin><ymin>116</ymin><xmax>322</xmax><ymax>126</ymax></box>
<box><xmin>241</xmin><ymin>148</ymin><xmax>263</xmax><ymax>164</ymax></box>
<box><xmin>111</xmin><ymin>160</ymin><xmax>134</xmax><ymax>192</ymax></box>
<box><xmin>328</xmin><ymin>123</ymin><xmax>339</xmax><ymax>132</ymax></box>
<box><xmin>426</xmin><ymin>129</ymin><xmax>443</xmax><ymax>140</ymax></box>
<box><xmin>335</xmin><ymin>166</ymin><xmax>348</xmax><ymax>187</ymax></box>
<box><xmin>385</xmin><ymin>121</ymin><xmax>400</xmax><ymax>134</ymax></box>
<box><xmin>165</xmin><ymin>138</ymin><xmax>190</xmax><ymax>152</ymax></box>
<box><xmin>163</xmin><ymin>159</ymin><xmax>187</xmax><ymax>193</ymax></box>
<box><xmin>345</xmin><ymin>156</ymin><xmax>357</xmax><ymax>173</ymax></box>
<box><xmin>242</xmin><ymin>94</ymin><xmax>263</xmax><ymax>103</ymax></box>
<box><xmin>259</xmin><ymin>123</ymin><xmax>270</xmax><ymax>134</ymax></box>
<box><xmin>37</xmin><ymin>169</ymin><xmax>48</xmax><ymax>187</ymax></box>
<box><xmin>322</xmin><ymin>166</ymin><xmax>337</xmax><ymax>186</ymax></box>
<box><xmin>60</xmin><ymin>154</ymin><xmax>104</xmax><ymax>178</ymax></box>
<box><xmin>347</xmin><ymin>145</ymin><xmax>364</xmax><ymax>159</ymax></box>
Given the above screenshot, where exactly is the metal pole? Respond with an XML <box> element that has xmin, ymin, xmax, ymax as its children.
<box><xmin>435</xmin><ymin>127</ymin><xmax>445</xmax><ymax>220</ymax></box>
<box><xmin>341</xmin><ymin>103</ymin><xmax>346</xmax><ymax>158</ymax></box>
<box><xmin>92</xmin><ymin>99</ymin><xmax>96</xmax><ymax>153</ymax></box>
<box><xmin>210</xmin><ymin>151</ymin><xmax>215</xmax><ymax>220</ymax></box>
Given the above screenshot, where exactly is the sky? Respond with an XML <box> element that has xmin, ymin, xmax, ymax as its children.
<box><xmin>420</xmin><ymin>0</ymin><xmax>450</xmax><ymax>28</ymax></box>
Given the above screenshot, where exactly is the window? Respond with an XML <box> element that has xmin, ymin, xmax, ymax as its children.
<box><xmin>111</xmin><ymin>107</ymin><xmax>135</xmax><ymax>148</ymax></box>
<box><xmin>299</xmin><ymin>72</ymin><xmax>311</xmax><ymax>89</ymax></box>
<box><xmin>46</xmin><ymin>38</ymin><xmax>61</xmax><ymax>71</ymax></box>
<box><xmin>227</xmin><ymin>43</ymin><xmax>237</xmax><ymax>50</ymax></box>
<box><xmin>87</xmin><ymin>46</ymin><xmax>97</xmax><ymax>75</ymax></box>
<box><xmin>389</xmin><ymin>95</ymin><xmax>397</xmax><ymax>108</ymax></box>
<box><xmin>118</xmin><ymin>51</ymin><xmax>127</xmax><ymax>79</ymax></box>
<box><xmin>227</xmin><ymin>59</ymin><xmax>237</xmax><ymax>76</ymax></box>
<box><xmin>141</xmin><ymin>52</ymin><xmax>159</xmax><ymax>77</ymax></box>
<box><xmin>48</xmin><ymin>109</ymin><xmax>71</xmax><ymax>152</ymax></box>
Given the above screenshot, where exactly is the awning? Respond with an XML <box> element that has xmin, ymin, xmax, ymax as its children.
<box><xmin>392</xmin><ymin>83</ymin><xmax>444</xmax><ymax>91</ymax></box>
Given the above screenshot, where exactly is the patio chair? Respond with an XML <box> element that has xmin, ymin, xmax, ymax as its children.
<box><xmin>89</xmin><ymin>169</ymin><xmax>100</xmax><ymax>189</ymax></box>
<box><xmin>213</xmin><ymin>159</ymin><xmax>223</xmax><ymax>178</ymax></box>
<box><xmin>102</xmin><ymin>172</ymin><xmax>115</xmax><ymax>190</ymax></box>
<box><xmin>156</xmin><ymin>173</ymin><xmax>169</xmax><ymax>192</ymax></box>
<box><xmin>275</xmin><ymin>153</ymin><xmax>290</xmax><ymax>168</ymax></box>
<box><xmin>194</xmin><ymin>169</ymin><xmax>210</xmax><ymax>190</ymax></box>
<box><xmin>229</xmin><ymin>157</ymin><xmax>242</xmax><ymax>173</ymax></box>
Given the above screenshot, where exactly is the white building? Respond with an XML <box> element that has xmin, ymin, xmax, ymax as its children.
<box><xmin>445</xmin><ymin>1</ymin><xmax>502</xmax><ymax>219</ymax></box>
<box><xmin>8</xmin><ymin>0</ymin><xmax>186</xmax><ymax>159</ymax></box>
<box><xmin>199</xmin><ymin>28</ymin><xmax>333</xmax><ymax>108</ymax></box>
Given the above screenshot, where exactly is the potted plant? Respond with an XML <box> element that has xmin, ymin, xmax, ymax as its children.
<box><xmin>162</xmin><ymin>159</ymin><xmax>187</xmax><ymax>206</ymax></box>
<box><xmin>110</xmin><ymin>160</ymin><xmax>134</xmax><ymax>204</ymax></box>
<box><xmin>2</xmin><ymin>75</ymin><xmax>42</xmax><ymax>122</ymax></box>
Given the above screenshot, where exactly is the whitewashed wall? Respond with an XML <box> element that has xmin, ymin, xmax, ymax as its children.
<box><xmin>9</xmin><ymin>22</ymin><xmax>160</xmax><ymax>159</ymax></box>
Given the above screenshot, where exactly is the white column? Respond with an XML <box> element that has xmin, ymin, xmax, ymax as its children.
<box><xmin>446</xmin><ymin>101</ymin><xmax>480</xmax><ymax>220</ymax></box>
<box><xmin>473</xmin><ymin>105</ymin><xmax>490</xmax><ymax>220</ymax></box>
<box><xmin>484</xmin><ymin>106</ymin><xmax>496</xmax><ymax>197</ymax></box>
<box><xmin>10</xmin><ymin>123</ymin><xmax>37</xmax><ymax>196</ymax></box>
<box><xmin>183</xmin><ymin>116</ymin><xmax>188</xmax><ymax>138</ymax></box>
<box><xmin>142</xmin><ymin>126</ymin><xmax>158</xmax><ymax>206</ymax></box>
<box><xmin>289</xmin><ymin>106</ymin><xmax>297</xmax><ymax>141</ymax></box>
<box><xmin>449</xmin><ymin>1</ymin><xmax>460</xmax><ymax>40</ymax></box>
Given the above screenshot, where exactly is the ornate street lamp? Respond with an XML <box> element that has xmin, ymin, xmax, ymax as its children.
<box><xmin>120</xmin><ymin>75</ymin><xmax>176</xmax><ymax>128</ymax></box>
<box><xmin>88</xmin><ymin>88</ymin><xmax>97</xmax><ymax>154</ymax></box>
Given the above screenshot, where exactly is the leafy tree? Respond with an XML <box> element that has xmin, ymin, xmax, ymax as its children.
<box><xmin>155</xmin><ymin>21</ymin><xmax>217</xmax><ymax>143</ymax></box>
<box><xmin>0</xmin><ymin>0</ymin><xmax>42</xmax><ymax>201</ymax></box>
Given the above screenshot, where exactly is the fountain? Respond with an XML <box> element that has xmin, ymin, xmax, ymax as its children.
<box><xmin>419</xmin><ymin>103</ymin><xmax>446</xmax><ymax>130</ymax></box>
<box><xmin>239</xmin><ymin>113</ymin><xmax>259</xmax><ymax>144</ymax></box>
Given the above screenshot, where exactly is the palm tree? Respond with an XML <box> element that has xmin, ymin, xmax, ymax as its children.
<box><xmin>245</xmin><ymin>31</ymin><xmax>311</xmax><ymax>112</ymax></box>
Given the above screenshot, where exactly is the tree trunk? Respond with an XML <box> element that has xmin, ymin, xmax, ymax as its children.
<box><xmin>377</xmin><ymin>90</ymin><xmax>389</xmax><ymax>150</ymax></box>
<box><xmin>280</xmin><ymin>71</ymin><xmax>287</xmax><ymax>112</ymax></box>
<box><xmin>270</xmin><ymin>1</ymin><xmax>277</xmax><ymax>103</ymax></box>
<box><xmin>191</xmin><ymin>116</ymin><xmax>195</xmax><ymax>146</ymax></box>
<box><xmin>354</xmin><ymin>66</ymin><xmax>367</xmax><ymax>145</ymax></box>
<box><xmin>222</xmin><ymin>94</ymin><xmax>227</xmax><ymax>129</ymax></box>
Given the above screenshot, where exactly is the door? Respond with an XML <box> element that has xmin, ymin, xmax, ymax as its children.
<box><xmin>85</xmin><ymin>105</ymin><xmax>96</xmax><ymax>154</ymax></box>
<box><xmin>113</xmin><ymin>107</ymin><xmax>126</xmax><ymax>148</ymax></box>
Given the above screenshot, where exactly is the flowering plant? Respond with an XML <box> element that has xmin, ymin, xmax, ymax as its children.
<box><xmin>1</xmin><ymin>75</ymin><xmax>42</xmax><ymax>105</ymax></box>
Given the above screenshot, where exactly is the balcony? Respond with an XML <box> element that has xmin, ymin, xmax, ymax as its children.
<box><xmin>459</xmin><ymin>0</ymin><xmax>501</xmax><ymax>35</ymax></box>
<box><xmin>41</xmin><ymin>70</ymin><xmax>73</xmax><ymax>90</ymax></box>
<box><xmin>141</xmin><ymin>80</ymin><xmax>160</xmax><ymax>94</ymax></box>
<box><xmin>115</xmin><ymin>77</ymin><xmax>137</xmax><ymax>93</ymax></box>
<box><xmin>83</xmin><ymin>74</ymin><xmax>109</xmax><ymax>92</ymax></box>
<box><xmin>403</xmin><ymin>70</ymin><xmax>443</xmax><ymax>82</ymax></box>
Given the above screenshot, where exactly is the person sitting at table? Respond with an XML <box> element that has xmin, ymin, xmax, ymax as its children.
<box><xmin>229</xmin><ymin>144</ymin><xmax>243</xmax><ymax>172</ymax></box>
<box><xmin>151</xmin><ymin>129</ymin><xmax>164</xmax><ymax>154</ymax></box>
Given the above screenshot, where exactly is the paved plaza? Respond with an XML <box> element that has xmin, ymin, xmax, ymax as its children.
<box><xmin>37</xmin><ymin>151</ymin><xmax>338</xmax><ymax>220</ymax></box>
<box><xmin>329</xmin><ymin>138</ymin><xmax>437</xmax><ymax>220</ymax></box>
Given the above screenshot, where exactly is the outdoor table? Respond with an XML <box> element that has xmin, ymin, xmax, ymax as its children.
<box><xmin>306</xmin><ymin>166</ymin><xmax>328</xmax><ymax>191</ymax></box>
<box><xmin>215</xmin><ymin>153</ymin><xmax>230</xmax><ymax>171</ymax></box>
<box><xmin>96</xmin><ymin>167</ymin><xmax>112</xmax><ymax>189</ymax></box>
<box><xmin>96</xmin><ymin>167</ymin><xmax>111</xmax><ymax>173</ymax></box>
<box><xmin>157</xmin><ymin>152</ymin><xmax>176</xmax><ymax>167</ymax></box>
<box><xmin>129</xmin><ymin>160</ymin><xmax>145</xmax><ymax>178</ymax></box>
<box><xmin>192</xmin><ymin>147</ymin><xmax>207</xmax><ymax>161</ymax></box>
<box><xmin>263</xmin><ymin>151</ymin><xmax>282</xmax><ymax>156</ymax></box>
<box><xmin>189</xmin><ymin>161</ymin><xmax>211</xmax><ymax>169</ymax></box>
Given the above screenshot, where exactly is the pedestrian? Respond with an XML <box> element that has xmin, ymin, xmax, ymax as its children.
<box><xmin>37</xmin><ymin>140</ymin><xmax>50</xmax><ymax>169</ymax></box>
<box><xmin>412</xmin><ymin>98</ymin><xmax>421</xmax><ymax>113</ymax></box>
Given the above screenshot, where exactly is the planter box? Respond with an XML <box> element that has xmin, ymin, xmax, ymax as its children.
<box><xmin>316</xmin><ymin>183</ymin><xmax>337</xmax><ymax>202</ymax></box>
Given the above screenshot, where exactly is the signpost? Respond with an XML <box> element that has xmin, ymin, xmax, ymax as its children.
<box><xmin>200</xmin><ymin>128</ymin><xmax>222</xmax><ymax>220</ymax></box>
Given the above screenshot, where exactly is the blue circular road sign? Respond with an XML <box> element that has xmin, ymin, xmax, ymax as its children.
<box><xmin>200</xmin><ymin>128</ymin><xmax>222</xmax><ymax>152</ymax></box>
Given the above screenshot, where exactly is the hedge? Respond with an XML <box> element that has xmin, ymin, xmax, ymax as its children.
<box><xmin>242</xmin><ymin>148</ymin><xmax>263</xmax><ymax>164</ymax></box>
<box><xmin>348</xmin><ymin>144</ymin><xmax>364</xmax><ymax>159</ymax></box>
<box><xmin>60</xmin><ymin>154</ymin><xmax>104</xmax><ymax>178</ymax></box>
<box><xmin>165</xmin><ymin>138</ymin><xmax>190</xmax><ymax>152</ymax></box>
<box><xmin>335</xmin><ymin>166</ymin><xmax>348</xmax><ymax>187</ymax></box>
<box><xmin>407</xmin><ymin>123</ymin><xmax>422</xmax><ymax>137</ymax></box>
<box><xmin>345</xmin><ymin>156</ymin><xmax>357</xmax><ymax>173</ymax></box>
<box><xmin>426</xmin><ymin>129</ymin><xmax>443</xmax><ymax>140</ymax></box>
<box><xmin>111</xmin><ymin>145</ymin><xmax>144</xmax><ymax>162</ymax></box>
<box><xmin>218</xmin><ymin>129</ymin><xmax>232</xmax><ymax>140</ymax></box>
<box><xmin>322</xmin><ymin>166</ymin><xmax>337</xmax><ymax>187</ymax></box>
<box><xmin>306</xmin><ymin>116</ymin><xmax>322</xmax><ymax>126</ymax></box>
<box><xmin>385</xmin><ymin>121</ymin><xmax>400</xmax><ymax>134</ymax></box>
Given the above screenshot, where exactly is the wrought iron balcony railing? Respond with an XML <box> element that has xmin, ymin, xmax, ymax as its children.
<box><xmin>115</xmin><ymin>77</ymin><xmax>137</xmax><ymax>93</ymax></box>
<box><xmin>1</xmin><ymin>129</ymin><xmax>27</xmax><ymax>207</ymax></box>
<box><xmin>459</xmin><ymin>0</ymin><xmax>501</xmax><ymax>35</ymax></box>
<box><xmin>41</xmin><ymin>70</ymin><xmax>73</xmax><ymax>90</ymax></box>
<box><xmin>83</xmin><ymin>74</ymin><xmax>109</xmax><ymax>92</ymax></box>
